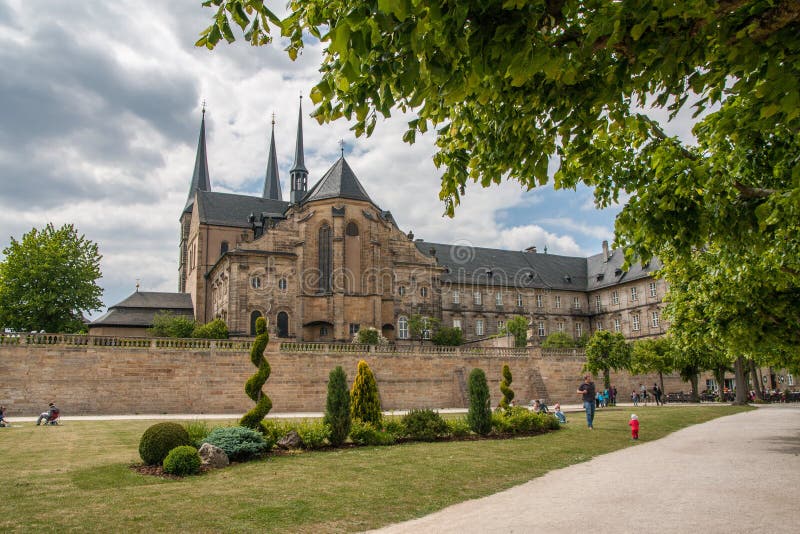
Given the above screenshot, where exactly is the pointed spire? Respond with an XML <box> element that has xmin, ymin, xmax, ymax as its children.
<box><xmin>262</xmin><ymin>113</ymin><xmax>282</xmax><ymax>201</ymax></box>
<box><xmin>184</xmin><ymin>105</ymin><xmax>212</xmax><ymax>212</ymax></box>
<box><xmin>290</xmin><ymin>96</ymin><xmax>309</xmax><ymax>204</ymax></box>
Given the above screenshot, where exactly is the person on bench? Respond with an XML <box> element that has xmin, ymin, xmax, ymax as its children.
<box><xmin>36</xmin><ymin>402</ymin><xmax>60</xmax><ymax>426</ymax></box>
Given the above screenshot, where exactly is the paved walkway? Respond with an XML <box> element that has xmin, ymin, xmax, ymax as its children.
<box><xmin>369</xmin><ymin>405</ymin><xmax>800</xmax><ymax>534</ymax></box>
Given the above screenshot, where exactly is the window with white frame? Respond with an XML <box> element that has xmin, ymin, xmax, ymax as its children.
<box><xmin>452</xmin><ymin>290</ymin><xmax>460</xmax><ymax>304</ymax></box>
<box><xmin>631</xmin><ymin>287</ymin><xmax>638</xmax><ymax>301</ymax></box>
<box><xmin>573</xmin><ymin>296</ymin><xmax>581</xmax><ymax>309</ymax></box>
<box><xmin>649</xmin><ymin>282</ymin><xmax>657</xmax><ymax>297</ymax></box>
<box><xmin>557</xmin><ymin>322</ymin><xmax>564</xmax><ymax>332</ymax></box>
<box><xmin>250</xmin><ymin>276</ymin><xmax>261</xmax><ymax>289</ymax></box>
<box><xmin>398</xmin><ymin>316</ymin><xmax>409</xmax><ymax>339</ymax></box>
<box><xmin>474</xmin><ymin>291</ymin><xmax>482</xmax><ymax>305</ymax></box>
<box><xmin>595</xmin><ymin>321</ymin><xmax>603</xmax><ymax>331</ymax></box>
<box><xmin>422</xmin><ymin>317</ymin><xmax>431</xmax><ymax>339</ymax></box>
<box><xmin>476</xmin><ymin>319</ymin><xmax>484</xmax><ymax>336</ymax></box>
<box><xmin>632</xmin><ymin>313</ymin><xmax>641</xmax><ymax>331</ymax></box>
<box><xmin>278</xmin><ymin>277</ymin><xmax>287</xmax><ymax>291</ymax></box>
<box><xmin>498</xmin><ymin>320</ymin><xmax>505</xmax><ymax>332</ymax></box>
<box><xmin>517</xmin><ymin>294</ymin><xmax>524</xmax><ymax>307</ymax></box>
<box><xmin>611</xmin><ymin>290</ymin><xmax>619</xmax><ymax>305</ymax></box>
<box><xmin>538</xmin><ymin>322</ymin><xmax>546</xmax><ymax>337</ymax></box>
<box><xmin>789</xmin><ymin>374</ymin><xmax>794</xmax><ymax>386</ymax></box>
<box><xmin>555</xmin><ymin>295</ymin><xmax>561</xmax><ymax>308</ymax></box>
<box><xmin>420</xmin><ymin>286</ymin><xmax>428</xmax><ymax>298</ymax></box>
<box><xmin>651</xmin><ymin>311</ymin><xmax>660</xmax><ymax>328</ymax></box>
<box><xmin>575</xmin><ymin>323</ymin><xmax>582</xmax><ymax>337</ymax></box>
<box><xmin>614</xmin><ymin>318</ymin><xmax>621</xmax><ymax>332</ymax></box>
<box><xmin>495</xmin><ymin>292</ymin><xmax>503</xmax><ymax>306</ymax></box>
<box><xmin>536</xmin><ymin>294</ymin><xmax>543</xmax><ymax>308</ymax></box>
<box><xmin>595</xmin><ymin>295</ymin><xmax>601</xmax><ymax>311</ymax></box>
<box><xmin>452</xmin><ymin>318</ymin><xmax>462</xmax><ymax>330</ymax></box>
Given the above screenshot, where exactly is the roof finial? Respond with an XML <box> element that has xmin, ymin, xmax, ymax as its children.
<box><xmin>339</xmin><ymin>139</ymin><xmax>345</xmax><ymax>157</ymax></box>
<box><xmin>201</xmin><ymin>99</ymin><xmax>206</xmax><ymax>116</ymax></box>
<box><xmin>271</xmin><ymin>111</ymin><xmax>275</xmax><ymax>127</ymax></box>
<box><xmin>135</xmin><ymin>279</ymin><xmax>140</xmax><ymax>293</ymax></box>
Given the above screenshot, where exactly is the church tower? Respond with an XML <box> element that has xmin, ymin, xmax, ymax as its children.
<box><xmin>262</xmin><ymin>114</ymin><xmax>282</xmax><ymax>201</ymax></box>
<box><xmin>289</xmin><ymin>97</ymin><xmax>308</xmax><ymax>204</ymax></box>
<box><xmin>178</xmin><ymin>107</ymin><xmax>211</xmax><ymax>292</ymax></box>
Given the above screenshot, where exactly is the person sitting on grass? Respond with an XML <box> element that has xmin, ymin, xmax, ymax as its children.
<box><xmin>553</xmin><ymin>403</ymin><xmax>567</xmax><ymax>424</ymax></box>
<box><xmin>36</xmin><ymin>402</ymin><xmax>59</xmax><ymax>426</ymax></box>
<box><xmin>0</xmin><ymin>405</ymin><xmax>7</xmax><ymax>427</ymax></box>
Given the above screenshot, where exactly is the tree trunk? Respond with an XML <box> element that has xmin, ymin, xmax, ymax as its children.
<box><xmin>658</xmin><ymin>371</ymin><xmax>664</xmax><ymax>396</ymax></box>
<box><xmin>713</xmin><ymin>367</ymin><xmax>725</xmax><ymax>401</ymax></box>
<box><xmin>603</xmin><ymin>369</ymin><xmax>611</xmax><ymax>390</ymax></box>
<box><xmin>749</xmin><ymin>358</ymin><xmax>762</xmax><ymax>397</ymax></box>
<box><xmin>733</xmin><ymin>355</ymin><xmax>748</xmax><ymax>405</ymax></box>
<box><xmin>690</xmin><ymin>373</ymin><xmax>699</xmax><ymax>402</ymax></box>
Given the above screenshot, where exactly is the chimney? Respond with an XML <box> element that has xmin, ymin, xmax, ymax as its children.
<box><xmin>525</xmin><ymin>246</ymin><xmax>537</xmax><ymax>253</ymax></box>
<box><xmin>602</xmin><ymin>240</ymin><xmax>609</xmax><ymax>262</ymax></box>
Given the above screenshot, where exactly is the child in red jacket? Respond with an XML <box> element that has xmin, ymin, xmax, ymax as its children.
<box><xmin>629</xmin><ymin>414</ymin><xmax>639</xmax><ymax>440</ymax></box>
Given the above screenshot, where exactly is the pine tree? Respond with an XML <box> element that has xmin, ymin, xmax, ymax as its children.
<box><xmin>350</xmin><ymin>360</ymin><xmax>381</xmax><ymax>425</ymax></box>
<box><xmin>499</xmin><ymin>364</ymin><xmax>514</xmax><ymax>411</ymax></box>
<box><xmin>240</xmin><ymin>317</ymin><xmax>272</xmax><ymax>430</ymax></box>
<box><xmin>324</xmin><ymin>366</ymin><xmax>351</xmax><ymax>446</ymax></box>
<box><xmin>467</xmin><ymin>368</ymin><xmax>492</xmax><ymax>435</ymax></box>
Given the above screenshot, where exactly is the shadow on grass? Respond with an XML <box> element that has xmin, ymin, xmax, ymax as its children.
<box><xmin>71</xmin><ymin>464</ymin><xmax>171</xmax><ymax>490</ymax></box>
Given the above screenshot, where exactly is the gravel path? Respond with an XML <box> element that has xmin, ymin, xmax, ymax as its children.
<box><xmin>368</xmin><ymin>405</ymin><xmax>800</xmax><ymax>534</ymax></box>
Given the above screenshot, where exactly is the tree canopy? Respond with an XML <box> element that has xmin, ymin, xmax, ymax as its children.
<box><xmin>584</xmin><ymin>330</ymin><xmax>631</xmax><ymax>389</ymax></box>
<box><xmin>198</xmin><ymin>1</ymin><xmax>800</xmax><ymax>362</ymax></box>
<box><xmin>0</xmin><ymin>223</ymin><xmax>102</xmax><ymax>333</ymax></box>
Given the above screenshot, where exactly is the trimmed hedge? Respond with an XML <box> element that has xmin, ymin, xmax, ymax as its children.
<box><xmin>401</xmin><ymin>409</ymin><xmax>449</xmax><ymax>441</ymax></box>
<box><xmin>139</xmin><ymin>422</ymin><xmax>192</xmax><ymax>466</ymax></box>
<box><xmin>163</xmin><ymin>445</ymin><xmax>202</xmax><ymax>476</ymax></box>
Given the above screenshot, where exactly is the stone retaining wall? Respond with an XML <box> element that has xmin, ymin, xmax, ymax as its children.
<box><xmin>0</xmin><ymin>337</ymin><xmax>687</xmax><ymax>416</ymax></box>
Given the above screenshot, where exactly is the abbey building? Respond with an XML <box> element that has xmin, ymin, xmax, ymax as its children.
<box><xmin>94</xmin><ymin>102</ymin><xmax>668</xmax><ymax>342</ymax></box>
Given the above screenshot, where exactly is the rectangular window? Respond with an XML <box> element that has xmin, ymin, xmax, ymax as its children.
<box><xmin>575</xmin><ymin>323</ymin><xmax>582</xmax><ymax>337</ymax></box>
<box><xmin>422</xmin><ymin>318</ymin><xmax>431</xmax><ymax>339</ymax></box>
<box><xmin>497</xmin><ymin>320</ymin><xmax>505</xmax><ymax>332</ymax></box>
<box><xmin>538</xmin><ymin>322</ymin><xmax>546</xmax><ymax>337</ymax></box>
<box><xmin>614</xmin><ymin>318</ymin><xmax>621</xmax><ymax>332</ymax></box>
<box><xmin>536</xmin><ymin>295</ymin><xmax>543</xmax><ymax>308</ymax></box>
<box><xmin>611</xmin><ymin>291</ymin><xmax>619</xmax><ymax>305</ymax></box>
<box><xmin>632</xmin><ymin>314</ymin><xmax>640</xmax><ymax>331</ymax></box>
<box><xmin>789</xmin><ymin>374</ymin><xmax>794</xmax><ymax>386</ymax></box>
<box><xmin>631</xmin><ymin>287</ymin><xmax>638</xmax><ymax>302</ymax></box>
<box><xmin>452</xmin><ymin>319</ymin><xmax>462</xmax><ymax>330</ymax></box>
<box><xmin>557</xmin><ymin>322</ymin><xmax>564</xmax><ymax>332</ymax></box>
<box><xmin>651</xmin><ymin>311</ymin><xmax>660</xmax><ymax>328</ymax></box>
<box><xmin>595</xmin><ymin>295</ymin><xmax>601</xmax><ymax>311</ymax></box>
<box><xmin>649</xmin><ymin>282</ymin><xmax>657</xmax><ymax>298</ymax></box>
<box><xmin>517</xmin><ymin>294</ymin><xmax>524</xmax><ymax>307</ymax></box>
<box><xmin>555</xmin><ymin>295</ymin><xmax>561</xmax><ymax>308</ymax></box>
<box><xmin>573</xmin><ymin>297</ymin><xmax>581</xmax><ymax>309</ymax></box>
<box><xmin>349</xmin><ymin>323</ymin><xmax>360</xmax><ymax>335</ymax></box>
<box><xmin>595</xmin><ymin>322</ymin><xmax>603</xmax><ymax>331</ymax></box>
<box><xmin>495</xmin><ymin>292</ymin><xmax>503</xmax><ymax>306</ymax></box>
<box><xmin>474</xmin><ymin>292</ymin><xmax>482</xmax><ymax>305</ymax></box>
<box><xmin>476</xmin><ymin>319</ymin><xmax>484</xmax><ymax>336</ymax></box>
<box><xmin>452</xmin><ymin>290</ymin><xmax>460</xmax><ymax>304</ymax></box>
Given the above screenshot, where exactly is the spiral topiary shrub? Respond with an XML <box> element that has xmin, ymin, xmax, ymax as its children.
<box><xmin>163</xmin><ymin>445</ymin><xmax>202</xmax><ymax>476</ymax></box>
<box><xmin>203</xmin><ymin>426</ymin><xmax>272</xmax><ymax>462</ymax></box>
<box><xmin>499</xmin><ymin>364</ymin><xmax>515</xmax><ymax>411</ymax></box>
<box><xmin>467</xmin><ymin>368</ymin><xmax>492</xmax><ymax>435</ymax></box>
<box><xmin>323</xmin><ymin>366</ymin><xmax>351</xmax><ymax>446</ymax></box>
<box><xmin>401</xmin><ymin>409</ymin><xmax>449</xmax><ymax>442</ymax></box>
<box><xmin>241</xmin><ymin>317</ymin><xmax>272</xmax><ymax>430</ymax></box>
<box><xmin>350</xmin><ymin>360</ymin><xmax>382</xmax><ymax>426</ymax></box>
<box><xmin>139</xmin><ymin>422</ymin><xmax>192</xmax><ymax>465</ymax></box>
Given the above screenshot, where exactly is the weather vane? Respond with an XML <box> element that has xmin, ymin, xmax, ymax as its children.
<box><xmin>271</xmin><ymin>111</ymin><xmax>276</xmax><ymax>126</ymax></box>
<box><xmin>201</xmin><ymin>99</ymin><xmax>206</xmax><ymax>116</ymax></box>
<box><xmin>135</xmin><ymin>279</ymin><xmax>140</xmax><ymax>293</ymax></box>
<box><xmin>339</xmin><ymin>139</ymin><xmax>345</xmax><ymax>157</ymax></box>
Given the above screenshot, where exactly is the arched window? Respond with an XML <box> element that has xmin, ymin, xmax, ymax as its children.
<box><xmin>277</xmin><ymin>311</ymin><xmax>289</xmax><ymax>338</ymax></box>
<box><xmin>318</xmin><ymin>224</ymin><xmax>332</xmax><ymax>293</ymax></box>
<box><xmin>346</xmin><ymin>221</ymin><xmax>359</xmax><ymax>236</ymax></box>
<box><xmin>220</xmin><ymin>241</ymin><xmax>229</xmax><ymax>256</ymax></box>
<box><xmin>344</xmin><ymin>221</ymin><xmax>361</xmax><ymax>293</ymax></box>
<box><xmin>249</xmin><ymin>311</ymin><xmax>262</xmax><ymax>335</ymax></box>
<box><xmin>398</xmin><ymin>316</ymin><xmax>409</xmax><ymax>339</ymax></box>
<box><xmin>278</xmin><ymin>277</ymin><xmax>287</xmax><ymax>291</ymax></box>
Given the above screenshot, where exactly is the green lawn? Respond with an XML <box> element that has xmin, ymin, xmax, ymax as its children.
<box><xmin>0</xmin><ymin>405</ymin><xmax>750</xmax><ymax>533</ymax></box>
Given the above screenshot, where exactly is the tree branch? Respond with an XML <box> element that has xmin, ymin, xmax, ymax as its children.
<box><xmin>733</xmin><ymin>182</ymin><xmax>777</xmax><ymax>199</ymax></box>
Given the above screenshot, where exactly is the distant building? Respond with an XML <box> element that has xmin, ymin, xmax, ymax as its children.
<box><xmin>95</xmin><ymin>100</ymin><xmax>668</xmax><ymax>342</ymax></box>
<box><xmin>89</xmin><ymin>291</ymin><xmax>193</xmax><ymax>337</ymax></box>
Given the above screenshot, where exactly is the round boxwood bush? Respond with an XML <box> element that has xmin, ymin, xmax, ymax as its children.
<box><xmin>139</xmin><ymin>422</ymin><xmax>192</xmax><ymax>465</ymax></box>
<box><xmin>163</xmin><ymin>445</ymin><xmax>202</xmax><ymax>476</ymax></box>
<box><xmin>203</xmin><ymin>426</ymin><xmax>272</xmax><ymax>461</ymax></box>
<box><xmin>401</xmin><ymin>409</ymin><xmax>449</xmax><ymax>442</ymax></box>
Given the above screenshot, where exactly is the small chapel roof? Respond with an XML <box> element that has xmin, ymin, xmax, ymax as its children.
<box><xmin>301</xmin><ymin>157</ymin><xmax>376</xmax><ymax>206</ymax></box>
<box><xmin>90</xmin><ymin>291</ymin><xmax>194</xmax><ymax>328</ymax></box>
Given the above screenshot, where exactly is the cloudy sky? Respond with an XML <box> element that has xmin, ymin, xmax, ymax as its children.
<box><xmin>0</xmin><ymin>1</ymin><xmax>693</xmax><ymax>316</ymax></box>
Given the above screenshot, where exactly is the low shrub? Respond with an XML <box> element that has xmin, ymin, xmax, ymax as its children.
<box><xmin>446</xmin><ymin>418</ymin><xmax>472</xmax><ymax>438</ymax></box>
<box><xmin>184</xmin><ymin>420</ymin><xmax>211</xmax><ymax>447</ymax></box>
<box><xmin>163</xmin><ymin>445</ymin><xmax>202</xmax><ymax>476</ymax></box>
<box><xmin>192</xmin><ymin>318</ymin><xmax>229</xmax><ymax>339</ymax></box>
<box><xmin>382</xmin><ymin>418</ymin><xmax>404</xmax><ymax>438</ymax></box>
<box><xmin>203</xmin><ymin>426</ymin><xmax>272</xmax><ymax>461</ymax></box>
<box><xmin>401</xmin><ymin>409</ymin><xmax>449</xmax><ymax>442</ymax></box>
<box><xmin>492</xmin><ymin>407</ymin><xmax>560</xmax><ymax>434</ymax></box>
<box><xmin>294</xmin><ymin>420</ymin><xmax>332</xmax><ymax>449</ymax></box>
<box><xmin>139</xmin><ymin>422</ymin><xmax>192</xmax><ymax>465</ymax></box>
<box><xmin>349</xmin><ymin>419</ymin><xmax>396</xmax><ymax>446</ymax></box>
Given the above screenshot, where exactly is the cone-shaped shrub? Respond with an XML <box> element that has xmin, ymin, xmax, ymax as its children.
<box><xmin>241</xmin><ymin>317</ymin><xmax>272</xmax><ymax>430</ymax></box>
<box><xmin>350</xmin><ymin>360</ymin><xmax>381</xmax><ymax>425</ymax></box>
<box><xmin>499</xmin><ymin>364</ymin><xmax>515</xmax><ymax>410</ymax></box>
<box><xmin>324</xmin><ymin>366</ymin><xmax>351</xmax><ymax>446</ymax></box>
<box><xmin>467</xmin><ymin>368</ymin><xmax>492</xmax><ymax>435</ymax></box>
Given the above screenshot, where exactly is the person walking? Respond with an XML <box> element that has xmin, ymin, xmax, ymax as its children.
<box><xmin>653</xmin><ymin>383</ymin><xmax>662</xmax><ymax>406</ymax></box>
<box><xmin>577</xmin><ymin>374</ymin><xmax>597</xmax><ymax>429</ymax></box>
<box><xmin>629</xmin><ymin>414</ymin><xmax>640</xmax><ymax>440</ymax></box>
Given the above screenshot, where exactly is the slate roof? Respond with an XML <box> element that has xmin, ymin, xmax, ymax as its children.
<box><xmin>301</xmin><ymin>157</ymin><xmax>376</xmax><ymax>206</ymax></box>
<box><xmin>90</xmin><ymin>292</ymin><xmax>194</xmax><ymax>327</ymax></box>
<box><xmin>196</xmin><ymin>191</ymin><xmax>289</xmax><ymax>228</ymax></box>
<box><xmin>262</xmin><ymin>124</ymin><xmax>282</xmax><ymax>201</ymax></box>
<box><xmin>585</xmin><ymin>249</ymin><xmax>662</xmax><ymax>290</ymax></box>
<box><xmin>290</xmin><ymin>100</ymin><xmax>308</xmax><ymax>174</ymax></box>
<box><xmin>184</xmin><ymin>113</ymin><xmax>211</xmax><ymax>213</ymax></box>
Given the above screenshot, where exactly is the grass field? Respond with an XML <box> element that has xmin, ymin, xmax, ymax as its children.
<box><xmin>0</xmin><ymin>405</ymin><xmax>750</xmax><ymax>533</ymax></box>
